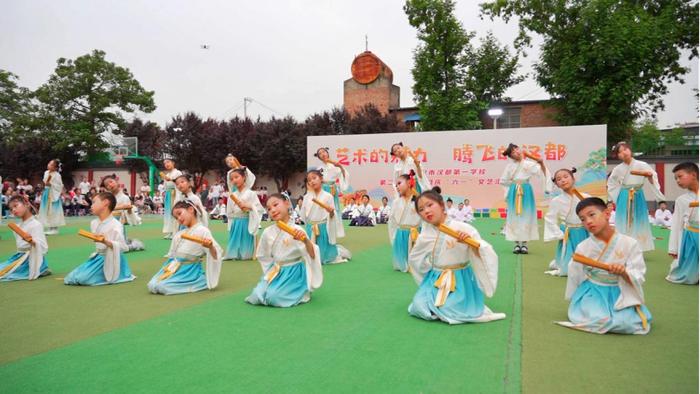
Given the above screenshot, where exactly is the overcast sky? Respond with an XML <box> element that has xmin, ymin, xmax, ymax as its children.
<box><xmin>2</xmin><ymin>0</ymin><xmax>697</xmax><ymax>129</ymax></box>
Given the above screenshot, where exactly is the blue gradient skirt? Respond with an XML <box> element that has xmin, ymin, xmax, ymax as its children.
<box><xmin>408</xmin><ymin>266</ymin><xmax>486</xmax><ymax>324</ymax></box>
<box><xmin>246</xmin><ymin>262</ymin><xmax>309</xmax><ymax>307</ymax></box>
<box><xmin>64</xmin><ymin>253</ymin><xmax>135</xmax><ymax>286</ymax></box>
<box><xmin>505</xmin><ymin>182</ymin><xmax>536</xmax><ymax>240</ymax></box>
<box><xmin>553</xmin><ymin>225</ymin><xmax>589</xmax><ymax>276</ymax></box>
<box><xmin>163</xmin><ymin>190</ymin><xmax>174</xmax><ymax>233</ymax></box>
<box><xmin>392</xmin><ymin>228</ymin><xmax>411</xmax><ymax>272</ymax></box>
<box><xmin>40</xmin><ymin>189</ymin><xmax>64</xmax><ymax>226</ymax></box>
<box><xmin>615</xmin><ymin>188</ymin><xmax>653</xmax><ymax>250</ymax></box>
<box><xmin>322</xmin><ymin>183</ymin><xmax>341</xmax><ymax>216</ymax></box>
<box><xmin>225</xmin><ymin>217</ymin><xmax>255</xmax><ymax>260</ymax></box>
<box><xmin>567</xmin><ymin>281</ymin><xmax>652</xmax><ymax>334</ymax></box>
<box><xmin>667</xmin><ymin>228</ymin><xmax>699</xmax><ymax>284</ymax></box>
<box><xmin>0</xmin><ymin>253</ymin><xmax>49</xmax><ymax>281</ymax></box>
<box><xmin>147</xmin><ymin>258</ymin><xmax>208</xmax><ymax>295</ymax></box>
<box><xmin>305</xmin><ymin>222</ymin><xmax>339</xmax><ymax>264</ymax></box>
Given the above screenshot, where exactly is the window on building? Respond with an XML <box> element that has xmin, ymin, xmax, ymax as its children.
<box><xmin>497</xmin><ymin>107</ymin><xmax>521</xmax><ymax>129</ymax></box>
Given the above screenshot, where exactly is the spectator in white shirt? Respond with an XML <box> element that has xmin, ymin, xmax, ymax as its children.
<box><xmin>78</xmin><ymin>176</ymin><xmax>91</xmax><ymax>196</ymax></box>
<box><xmin>653</xmin><ymin>201</ymin><xmax>673</xmax><ymax>227</ymax></box>
<box><xmin>462</xmin><ymin>198</ymin><xmax>474</xmax><ymax>222</ymax></box>
<box><xmin>377</xmin><ymin>196</ymin><xmax>391</xmax><ymax>224</ymax></box>
<box><xmin>607</xmin><ymin>201</ymin><xmax>616</xmax><ymax>226</ymax></box>
<box><xmin>446</xmin><ymin>198</ymin><xmax>458</xmax><ymax>220</ymax></box>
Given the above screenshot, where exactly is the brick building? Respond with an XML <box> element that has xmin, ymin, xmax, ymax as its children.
<box><xmin>342</xmin><ymin>51</ymin><xmax>561</xmax><ymax>130</ymax></box>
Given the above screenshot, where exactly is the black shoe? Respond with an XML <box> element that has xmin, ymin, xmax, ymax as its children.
<box><xmin>520</xmin><ymin>245</ymin><xmax>529</xmax><ymax>254</ymax></box>
<box><xmin>513</xmin><ymin>245</ymin><xmax>521</xmax><ymax>254</ymax></box>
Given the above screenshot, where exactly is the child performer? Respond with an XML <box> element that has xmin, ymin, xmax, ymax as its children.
<box><xmin>224</xmin><ymin>168</ymin><xmax>262</xmax><ymax>260</ymax></box>
<box><xmin>148</xmin><ymin>200</ymin><xmax>222</xmax><ymax>295</ymax></box>
<box><xmin>391</xmin><ymin>142</ymin><xmax>430</xmax><ymax>194</ymax></box>
<box><xmin>315</xmin><ymin>147</ymin><xmax>350</xmax><ymax>221</ymax></box>
<box><xmin>38</xmin><ymin>159</ymin><xmax>65</xmax><ymax>235</ymax></box>
<box><xmin>64</xmin><ymin>192</ymin><xmax>135</xmax><ymax>285</ymax></box>
<box><xmin>161</xmin><ymin>159</ymin><xmax>183</xmax><ymax>239</ymax></box>
<box><xmin>499</xmin><ymin>143</ymin><xmax>552</xmax><ymax>254</ymax></box>
<box><xmin>175</xmin><ymin>174</ymin><xmax>208</xmax><ymax>227</ymax></box>
<box><xmin>350</xmin><ymin>194</ymin><xmax>375</xmax><ymax>226</ymax></box>
<box><xmin>0</xmin><ymin>196</ymin><xmax>50</xmax><ymax>281</ymax></box>
<box><xmin>407</xmin><ymin>187</ymin><xmax>505</xmax><ymax>324</ymax></box>
<box><xmin>666</xmin><ymin>162</ymin><xmax>699</xmax><ymax>285</ymax></box>
<box><xmin>607</xmin><ymin>141</ymin><xmax>665</xmax><ymax>251</ymax></box>
<box><xmin>544</xmin><ymin>168</ymin><xmax>590</xmax><ymax>276</ymax></box>
<box><xmin>102</xmin><ymin>175</ymin><xmax>144</xmax><ymax>252</ymax></box>
<box><xmin>388</xmin><ymin>174</ymin><xmax>421</xmax><ymax>272</ymax></box>
<box><xmin>301</xmin><ymin>169</ymin><xmax>352</xmax><ymax>264</ymax></box>
<box><xmin>225</xmin><ymin>154</ymin><xmax>256</xmax><ymax>221</ymax></box>
<box><xmin>245</xmin><ymin>193</ymin><xmax>323</xmax><ymax>307</ymax></box>
<box><xmin>557</xmin><ymin>197</ymin><xmax>651</xmax><ymax>335</ymax></box>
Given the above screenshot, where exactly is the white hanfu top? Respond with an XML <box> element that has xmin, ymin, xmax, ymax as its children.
<box><xmin>607</xmin><ymin>159</ymin><xmax>664</xmax><ymax>202</ymax></box>
<box><xmin>9</xmin><ymin>216</ymin><xmax>48</xmax><ymax>280</ymax></box>
<box><xmin>321</xmin><ymin>162</ymin><xmax>350</xmax><ymax>192</ymax></box>
<box><xmin>668</xmin><ymin>191</ymin><xmax>698</xmax><ymax>255</ymax></box>
<box><xmin>256</xmin><ymin>220</ymin><xmax>323</xmax><ymax>291</ymax></box>
<box><xmin>566</xmin><ymin>232</ymin><xmax>646</xmax><ymax>310</ymax></box>
<box><xmin>544</xmin><ymin>191</ymin><xmax>589</xmax><ymax>242</ymax></box>
<box><xmin>115</xmin><ymin>191</ymin><xmax>142</xmax><ymax>226</ymax></box>
<box><xmin>184</xmin><ymin>191</ymin><xmax>209</xmax><ymax>228</ymax></box>
<box><xmin>301</xmin><ymin>189</ymin><xmax>344</xmax><ymax>242</ymax></box>
<box><xmin>226</xmin><ymin>188</ymin><xmax>262</xmax><ymax>235</ymax></box>
<box><xmin>388</xmin><ymin>196</ymin><xmax>421</xmax><ymax>243</ymax></box>
<box><xmin>408</xmin><ymin>219</ymin><xmax>499</xmax><ymax>298</ymax></box>
<box><xmin>499</xmin><ymin>158</ymin><xmax>552</xmax><ymax>196</ymax></box>
<box><xmin>91</xmin><ymin>216</ymin><xmax>129</xmax><ymax>283</ymax></box>
<box><xmin>393</xmin><ymin>158</ymin><xmax>431</xmax><ymax>192</ymax></box>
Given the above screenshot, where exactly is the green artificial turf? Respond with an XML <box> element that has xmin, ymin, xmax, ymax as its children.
<box><xmin>0</xmin><ymin>217</ymin><xmax>696</xmax><ymax>393</ymax></box>
<box><xmin>521</xmin><ymin>225</ymin><xmax>699</xmax><ymax>393</ymax></box>
<box><xmin>0</xmin><ymin>217</ymin><xmax>520</xmax><ymax>393</ymax></box>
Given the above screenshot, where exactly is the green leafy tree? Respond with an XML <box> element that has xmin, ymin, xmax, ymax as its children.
<box><xmin>34</xmin><ymin>49</ymin><xmax>156</xmax><ymax>155</ymax></box>
<box><xmin>255</xmin><ymin>116</ymin><xmax>305</xmax><ymax>191</ymax></box>
<box><xmin>0</xmin><ymin>70</ymin><xmax>35</xmax><ymax>135</ymax></box>
<box><xmin>466</xmin><ymin>31</ymin><xmax>525</xmax><ymax>106</ymax></box>
<box><xmin>404</xmin><ymin>0</ymin><xmax>481</xmax><ymax>131</ymax></box>
<box><xmin>481</xmin><ymin>0</ymin><xmax>699</xmax><ymax>144</ymax></box>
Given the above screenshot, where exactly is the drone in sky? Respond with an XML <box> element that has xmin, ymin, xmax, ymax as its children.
<box><xmin>200</xmin><ymin>44</ymin><xmax>210</xmax><ymax>50</ymax></box>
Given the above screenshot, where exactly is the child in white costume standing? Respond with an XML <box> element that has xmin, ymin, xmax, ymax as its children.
<box><xmin>607</xmin><ymin>141</ymin><xmax>665</xmax><ymax>251</ymax></box>
<box><xmin>38</xmin><ymin>159</ymin><xmax>65</xmax><ymax>235</ymax></box>
<box><xmin>544</xmin><ymin>168</ymin><xmax>590</xmax><ymax>276</ymax></box>
<box><xmin>499</xmin><ymin>143</ymin><xmax>551</xmax><ymax>254</ymax></box>
<box><xmin>301</xmin><ymin>169</ymin><xmax>351</xmax><ymax>265</ymax></box>
<box><xmin>390</xmin><ymin>142</ymin><xmax>431</xmax><ymax>194</ymax></box>
<box><xmin>161</xmin><ymin>159</ymin><xmax>183</xmax><ymax>239</ymax></box>
<box><xmin>388</xmin><ymin>174</ymin><xmax>421</xmax><ymax>272</ymax></box>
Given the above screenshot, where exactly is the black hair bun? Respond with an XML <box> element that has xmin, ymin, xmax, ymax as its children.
<box><xmin>571</xmin><ymin>167</ymin><xmax>577</xmax><ymax>174</ymax></box>
<box><xmin>431</xmin><ymin>186</ymin><xmax>442</xmax><ymax>194</ymax></box>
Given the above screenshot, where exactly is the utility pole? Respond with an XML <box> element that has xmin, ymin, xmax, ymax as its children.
<box><xmin>244</xmin><ymin>97</ymin><xmax>253</xmax><ymax>118</ymax></box>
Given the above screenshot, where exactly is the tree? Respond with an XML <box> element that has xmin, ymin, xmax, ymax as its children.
<box><xmin>34</xmin><ymin>49</ymin><xmax>156</xmax><ymax>155</ymax></box>
<box><xmin>0</xmin><ymin>70</ymin><xmax>35</xmax><ymax>136</ymax></box>
<box><xmin>631</xmin><ymin>119</ymin><xmax>687</xmax><ymax>155</ymax></box>
<box><xmin>466</xmin><ymin>31</ymin><xmax>525</xmax><ymax>106</ymax></box>
<box><xmin>345</xmin><ymin>104</ymin><xmax>408</xmax><ymax>134</ymax></box>
<box><xmin>255</xmin><ymin>116</ymin><xmax>306</xmax><ymax>191</ymax></box>
<box><xmin>404</xmin><ymin>0</ymin><xmax>481</xmax><ymax>131</ymax></box>
<box><xmin>163</xmin><ymin>112</ymin><xmax>226</xmax><ymax>190</ymax></box>
<box><xmin>481</xmin><ymin>0</ymin><xmax>699</xmax><ymax>144</ymax></box>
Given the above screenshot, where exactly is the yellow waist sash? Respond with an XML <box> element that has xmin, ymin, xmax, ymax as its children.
<box><xmin>264</xmin><ymin>259</ymin><xmax>303</xmax><ymax>283</ymax></box>
<box><xmin>433</xmin><ymin>263</ymin><xmax>468</xmax><ymax>307</ymax></box>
